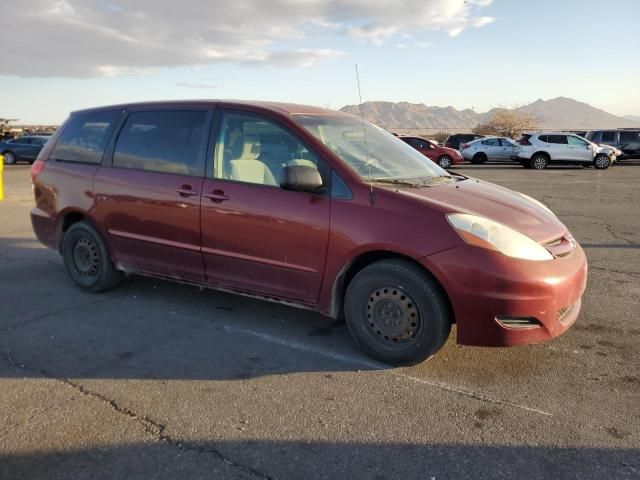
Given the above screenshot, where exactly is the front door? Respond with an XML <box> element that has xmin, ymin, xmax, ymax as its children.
<box><xmin>567</xmin><ymin>135</ymin><xmax>593</xmax><ymax>162</ymax></box>
<box><xmin>92</xmin><ymin>109</ymin><xmax>210</xmax><ymax>282</ymax></box>
<box><xmin>200</xmin><ymin>110</ymin><xmax>331</xmax><ymax>304</ymax></box>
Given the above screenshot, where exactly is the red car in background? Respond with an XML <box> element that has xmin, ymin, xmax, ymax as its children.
<box><xmin>399</xmin><ymin>136</ymin><xmax>463</xmax><ymax>169</ymax></box>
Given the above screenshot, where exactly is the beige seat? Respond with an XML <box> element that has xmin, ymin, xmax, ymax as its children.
<box><xmin>229</xmin><ymin>136</ymin><xmax>277</xmax><ymax>186</ymax></box>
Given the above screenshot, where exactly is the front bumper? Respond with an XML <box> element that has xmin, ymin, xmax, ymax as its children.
<box><xmin>422</xmin><ymin>242</ymin><xmax>588</xmax><ymax>347</ymax></box>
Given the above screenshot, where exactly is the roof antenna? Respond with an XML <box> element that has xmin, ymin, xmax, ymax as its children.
<box><xmin>355</xmin><ymin>64</ymin><xmax>375</xmax><ymax>205</ymax></box>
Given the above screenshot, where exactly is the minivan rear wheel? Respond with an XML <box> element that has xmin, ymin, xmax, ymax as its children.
<box><xmin>62</xmin><ymin>221</ymin><xmax>122</xmax><ymax>292</ymax></box>
<box><xmin>344</xmin><ymin>259</ymin><xmax>452</xmax><ymax>365</ymax></box>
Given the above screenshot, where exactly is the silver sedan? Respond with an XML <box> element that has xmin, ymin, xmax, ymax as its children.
<box><xmin>460</xmin><ymin>136</ymin><xmax>517</xmax><ymax>164</ymax></box>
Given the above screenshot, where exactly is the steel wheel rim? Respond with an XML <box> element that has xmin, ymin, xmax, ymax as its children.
<box><xmin>366</xmin><ymin>287</ymin><xmax>421</xmax><ymax>347</ymax></box>
<box><xmin>73</xmin><ymin>238</ymin><xmax>100</xmax><ymax>277</ymax></box>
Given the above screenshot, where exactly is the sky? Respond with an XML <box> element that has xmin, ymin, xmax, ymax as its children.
<box><xmin>0</xmin><ymin>0</ymin><xmax>638</xmax><ymax>124</ymax></box>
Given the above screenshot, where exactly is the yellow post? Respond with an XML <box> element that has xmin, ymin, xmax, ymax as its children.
<box><xmin>0</xmin><ymin>154</ymin><xmax>3</xmax><ymax>201</ymax></box>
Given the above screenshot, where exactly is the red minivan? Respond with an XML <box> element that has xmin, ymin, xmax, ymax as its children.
<box><xmin>30</xmin><ymin>101</ymin><xmax>588</xmax><ymax>365</ymax></box>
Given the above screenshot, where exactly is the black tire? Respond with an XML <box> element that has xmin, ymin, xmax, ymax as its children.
<box><xmin>593</xmin><ymin>154</ymin><xmax>611</xmax><ymax>170</ymax></box>
<box><xmin>471</xmin><ymin>153</ymin><xmax>487</xmax><ymax>164</ymax></box>
<box><xmin>3</xmin><ymin>151</ymin><xmax>16</xmax><ymax>165</ymax></box>
<box><xmin>344</xmin><ymin>259</ymin><xmax>452</xmax><ymax>365</ymax></box>
<box><xmin>62</xmin><ymin>221</ymin><xmax>122</xmax><ymax>292</ymax></box>
<box><xmin>437</xmin><ymin>155</ymin><xmax>453</xmax><ymax>169</ymax></box>
<box><xmin>529</xmin><ymin>153</ymin><xmax>548</xmax><ymax>170</ymax></box>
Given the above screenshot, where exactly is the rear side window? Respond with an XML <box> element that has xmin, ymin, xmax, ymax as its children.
<box><xmin>113</xmin><ymin>110</ymin><xmax>207</xmax><ymax>176</ymax></box>
<box><xmin>601</xmin><ymin>131</ymin><xmax>616</xmax><ymax>142</ymax></box>
<box><xmin>14</xmin><ymin>137</ymin><xmax>32</xmax><ymax>144</ymax></box>
<box><xmin>620</xmin><ymin>131</ymin><xmax>639</xmax><ymax>142</ymax></box>
<box><xmin>52</xmin><ymin>110</ymin><xmax>121</xmax><ymax>164</ymax></box>
<box><xmin>538</xmin><ymin>135</ymin><xmax>549</xmax><ymax>143</ymax></box>
<box><xmin>547</xmin><ymin>135</ymin><xmax>568</xmax><ymax>144</ymax></box>
<box><xmin>482</xmin><ymin>138</ymin><xmax>500</xmax><ymax>146</ymax></box>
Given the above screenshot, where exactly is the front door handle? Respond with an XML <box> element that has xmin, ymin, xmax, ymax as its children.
<box><xmin>175</xmin><ymin>185</ymin><xmax>198</xmax><ymax>197</ymax></box>
<box><xmin>203</xmin><ymin>189</ymin><xmax>229</xmax><ymax>202</ymax></box>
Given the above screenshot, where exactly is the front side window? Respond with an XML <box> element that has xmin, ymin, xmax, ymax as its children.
<box><xmin>14</xmin><ymin>137</ymin><xmax>31</xmax><ymax>144</ymax></box>
<box><xmin>52</xmin><ymin>110</ymin><xmax>121</xmax><ymax>164</ymax></box>
<box><xmin>292</xmin><ymin>114</ymin><xmax>448</xmax><ymax>183</ymax></box>
<box><xmin>113</xmin><ymin>110</ymin><xmax>207</xmax><ymax>176</ymax></box>
<box><xmin>567</xmin><ymin>135</ymin><xmax>588</xmax><ymax>146</ymax></box>
<box><xmin>214</xmin><ymin>112</ymin><xmax>320</xmax><ymax>186</ymax></box>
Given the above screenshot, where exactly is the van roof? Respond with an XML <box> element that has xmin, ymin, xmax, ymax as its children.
<box><xmin>71</xmin><ymin>100</ymin><xmax>350</xmax><ymax>117</ymax></box>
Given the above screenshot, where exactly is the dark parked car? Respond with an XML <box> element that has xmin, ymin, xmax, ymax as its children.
<box><xmin>444</xmin><ymin>133</ymin><xmax>484</xmax><ymax>151</ymax></box>
<box><xmin>1</xmin><ymin>135</ymin><xmax>49</xmax><ymax>164</ymax></box>
<box><xmin>585</xmin><ymin>129</ymin><xmax>640</xmax><ymax>159</ymax></box>
<box><xmin>398</xmin><ymin>135</ymin><xmax>463</xmax><ymax>168</ymax></box>
<box><xmin>30</xmin><ymin>101</ymin><xmax>587</xmax><ymax>365</ymax></box>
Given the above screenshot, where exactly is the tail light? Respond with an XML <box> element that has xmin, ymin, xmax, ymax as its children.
<box><xmin>460</xmin><ymin>143</ymin><xmax>470</xmax><ymax>150</ymax></box>
<box><xmin>30</xmin><ymin>159</ymin><xmax>45</xmax><ymax>182</ymax></box>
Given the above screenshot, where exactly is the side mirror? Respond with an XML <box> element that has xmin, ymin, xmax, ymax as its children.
<box><xmin>280</xmin><ymin>164</ymin><xmax>323</xmax><ymax>192</ymax></box>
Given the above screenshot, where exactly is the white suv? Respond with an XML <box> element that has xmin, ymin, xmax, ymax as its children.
<box><xmin>515</xmin><ymin>132</ymin><xmax>614</xmax><ymax>170</ymax></box>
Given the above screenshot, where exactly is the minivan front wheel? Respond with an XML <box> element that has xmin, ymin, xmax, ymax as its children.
<box><xmin>344</xmin><ymin>259</ymin><xmax>452</xmax><ymax>365</ymax></box>
<box><xmin>62</xmin><ymin>221</ymin><xmax>122</xmax><ymax>292</ymax></box>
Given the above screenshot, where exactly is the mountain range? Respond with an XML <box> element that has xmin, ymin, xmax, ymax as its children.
<box><xmin>339</xmin><ymin>97</ymin><xmax>639</xmax><ymax>132</ymax></box>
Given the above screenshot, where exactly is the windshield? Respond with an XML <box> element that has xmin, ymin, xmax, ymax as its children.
<box><xmin>292</xmin><ymin>114</ymin><xmax>449</xmax><ymax>183</ymax></box>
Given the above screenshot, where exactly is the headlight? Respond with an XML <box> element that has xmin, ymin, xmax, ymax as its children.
<box><xmin>518</xmin><ymin>193</ymin><xmax>556</xmax><ymax>217</ymax></box>
<box><xmin>447</xmin><ymin>213</ymin><xmax>553</xmax><ymax>261</ymax></box>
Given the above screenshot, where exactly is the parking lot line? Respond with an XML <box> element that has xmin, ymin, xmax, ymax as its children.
<box><xmin>222</xmin><ymin>324</ymin><xmax>553</xmax><ymax>417</ymax></box>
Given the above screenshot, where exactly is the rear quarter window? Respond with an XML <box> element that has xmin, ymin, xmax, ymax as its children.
<box><xmin>620</xmin><ymin>131</ymin><xmax>639</xmax><ymax>142</ymax></box>
<box><xmin>113</xmin><ymin>110</ymin><xmax>207</xmax><ymax>176</ymax></box>
<box><xmin>51</xmin><ymin>110</ymin><xmax>121</xmax><ymax>164</ymax></box>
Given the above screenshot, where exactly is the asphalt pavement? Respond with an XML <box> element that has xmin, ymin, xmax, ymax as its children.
<box><xmin>0</xmin><ymin>161</ymin><xmax>639</xmax><ymax>479</ymax></box>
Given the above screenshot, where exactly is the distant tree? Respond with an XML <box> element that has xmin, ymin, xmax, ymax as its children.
<box><xmin>430</xmin><ymin>131</ymin><xmax>450</xmax><ymax>144</ymax></box>
<box><xmin>473</xmin><ymin>109</ymin><xmax>538</xmax><ymax>139</ymax></box>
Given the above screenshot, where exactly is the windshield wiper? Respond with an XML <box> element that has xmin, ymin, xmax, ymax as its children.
<box><xmin>420</xmin><ymin>175</ymin><xmax>454</xmax><ymax>186</ymax></box>
<box><xmin>370</xmin><ymin>178</ymin><xmax>423</xmax><ymax>188</ymax></box>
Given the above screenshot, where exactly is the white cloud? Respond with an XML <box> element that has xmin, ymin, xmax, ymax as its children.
<box><xmin>0</xmin><ymin>0</ymin><xmax>493</xmax><ymax>77</ymax></box>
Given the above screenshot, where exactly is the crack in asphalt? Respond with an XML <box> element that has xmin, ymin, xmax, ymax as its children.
<box><xmin>0</xmin><ymin>294</ymin><xmax>130</xmax><ymax>334</ymax></box>
<box><xmin>562</xmin><ymin>214</ymin><xmax>635</xmax><ymax>244</ymax></box>
<box><xmin>1</xmin><ymin>350</ymin><xmax>275</xmax><ymax>480</ymax></box>
<box><xmin>589</xmin><ymin>266</ymin><xmax>640</xmax><ymax>278</ymax></box>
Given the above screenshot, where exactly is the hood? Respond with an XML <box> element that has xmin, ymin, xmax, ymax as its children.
<box><xmin>396</xmin><ymin>178</ymin><xmax>567</xmax><ymax>243</ymax></box>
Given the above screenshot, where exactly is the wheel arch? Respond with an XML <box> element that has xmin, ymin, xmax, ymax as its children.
<box><xmin>329</xmin><ymin>250</ymin><xmax>454</xmax><ymax>322</ymax></box>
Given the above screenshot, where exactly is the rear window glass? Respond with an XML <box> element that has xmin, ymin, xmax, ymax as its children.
<box><xmin>52</xmin><ymin>111</ymin><xmax>121</xmax><ymax>164</ymax></box>
<box><xmin>113</xmin><ymin>110</ymin><xmax>207</xmax><ymax>176</ymax></box>
<box><xmin>620</xmin><ymin>131</ymin><xmax>639</xmax><ymax>142</ymax></box>
<box><xmin>547</xmin><ymin>135</ymin><xmax>568</xmax><ymax>144</ymax></box>
<box><xmin>601</xmin><ymin>131</ymin><xmax>616</xmax><ymax>142</ymax></box>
